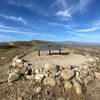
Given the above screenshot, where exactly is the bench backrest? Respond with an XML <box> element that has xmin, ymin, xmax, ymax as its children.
<box><xmin>37</xmin><ymin>45</ymin><xmax>61</xmax><ymax>51</ymax></box>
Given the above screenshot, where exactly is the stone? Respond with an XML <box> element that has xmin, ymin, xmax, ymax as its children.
<box><xmin>13</xmin><ymin>68</ymin><xmax>21</xmax><ymax>74</ymax></box>
<box><xmin>25</xmin><ymin>75</ymin><xmax>34</xmax><ymax>80</ymax></box>
<box><xmin>83</xmin><ymin>65</ymin><xmax>89</xmax><ymax>70</ymax></box>
<box><xmin>18</xmin><ymin>64</ymin><xmax>24</xmax><ymax>69</ymax></box>
<box><xmin>8</xmin><ymin>72</ymin><xmax>20</xmax><ymax>83</ymax></box>
<box><xmin>94</xmin><ymin>72</ymin><xmax>100</xmax><ymax>80</ymax></box>
<box><xmin>84</xmin><ymin>75</ymin><xmax>93</xmax><ymax>86</ymax></box>
<box><xmin>56</xmin><ymin>78</ymin><xmax>62</xmax><ymax>86</ymax></box>
<box><xmin>76</xmin><ymin>76</ymin><xmax>83</xmax><ymax>84</ymax></box>
<box><xmin>35</xmin><ymin>86</ymin><xmax>41</xmax><ymax>93</ymax></box>
<box><xmin>18</xmin><ymin>96</ymin><xmax>23</xmax><ymax>100</ymax></box>
<box><xmin>43</xmin><ymin>77</ymin><xmax>56</xmax><ymax>87</ymax></box>
<box><xmin>56</xmin><ymin>97</ymin><xmax>65</xmax><ymax>100</ymax></box>
<box><xmin>88</xmin><ymin>58</ymin><xmax>94</xmax><ymax>62</ymax></box>
<box><xmin>35</xmin><ymin>74</ymin><xmax>44</xmax><ymax>82</ymax></box>
<box><xmin>73</xmin><ymin>81</ymin><xmax>82</xmax><ymax>95</ymax></box>
<box><xmin>34</xmin><ymin>68</ymin><xmax>40</xmax><ymax>74</ymax></box>
<box><xmin>16</xmin><ymin>59</ymin><xmax>22</xmax><ymax>64</ymax></box>
<box><xmin>12</xmin><ymin>56</ymin><xmax>19</xmax><ymax>62</ymax></box>
<box><xmin>12</xmin><ymin>61</ymin><xmax>17</xmax><ymax>67</ymax></box>
<box><xmin>60</xmin><ymin>69</ymin><xmax>75</xmax><ymax>80</ymax></box>
<box><xmin>24</xmin><ymin>62</ymin><xmax>29</xmax><ymax>67</ymax></box>
<box><xmin>64</xmin><ymin>81</ymin><xmax>73</xmax><ymax>90</ymax></box>
<box><xmin>62</xmin><ymin>65</ymin><xmax>72</xmax><ymax>69</ymax></box>
<box><xmin>49</xmin><ymin>72</ymin><xmax>56</xmax><ymax>78</ymax></box>
<box><xmin>25</xmin><ymin>68</ymin><xmax>32</xmax><ymax>75</ymax></box>
<box><xmin>44</xmin><ymin>63</ymin><xmax>58</xmax><ymax>73</ymax></box>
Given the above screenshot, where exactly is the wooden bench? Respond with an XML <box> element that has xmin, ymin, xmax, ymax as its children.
<box><xmin>37</xmin><ymin>45</ymin><xmax>62</xmax><ymax>56</ymax></box>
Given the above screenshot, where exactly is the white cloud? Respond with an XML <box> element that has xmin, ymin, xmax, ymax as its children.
<box><xmin>0</xmin><ymin>15</ymin><xmax>27</xmax><ymax>25</ymax></box>
<box><xmin>56</xmin><ymin>10</ymin><xmax>71</xmax><ymax>18</ymax></box>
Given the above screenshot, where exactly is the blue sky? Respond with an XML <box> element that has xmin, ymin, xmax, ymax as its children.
<box><xmin>0</xmin><ymin>0</ymin><xmax>100</xmax><ymax>43</ymax></box>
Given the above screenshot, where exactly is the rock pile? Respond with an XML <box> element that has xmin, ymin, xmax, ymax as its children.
<box><xmin>8</xmin><ymin>55</ymin><xmax>99</xmax><ymax>96</ymax></box>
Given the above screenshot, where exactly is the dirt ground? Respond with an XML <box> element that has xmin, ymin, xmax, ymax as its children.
<box><xmin>24</xmin><ymin>49</ymin><xmax>88</xmax><ymax>68</ymax></box>
<box><xmin>0</xmin><ymin>48</ymin><xmax>100</xmax><ymax>100</ymax></box>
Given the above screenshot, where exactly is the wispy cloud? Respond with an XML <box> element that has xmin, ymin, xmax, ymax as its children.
<box><xmin>8</xmin><ymin>0</ymin><xmax>47</xmax><ymax>16</ymax></box>
<box><xmin>55</xmin><ymin>0</ymin><xmax>94</xmax><ymax>20</ymax></box>
<box><xmin>49</xmin><ymin>21</ymin><xmax>79</xmax><ymax>30</ymax></box>
<box><xmin>0</xmin><ymin>15</ymin><xmax>27</xmax><ymax>25</ymax></box>
<box><xmin>68</xmin><ymin>31</ymin><xmax>93</xmax><ymax>38</ymax></box>
<box><xmin>79</xmin><ymin>0</ymin><xmax>94</xmax><ymax>11</ymax></box>
<box><xmin>75</xmin><ymin>27</ymin><xmax>100</xmax><ymax>32</ymax></box>
<box><xmin>0</xmin><ymin>23</ymin><xmax>38</xmax><ymax>35</ymax></box>
<box><xmin>51</xmin><ymin>0</ymin><xmax>67</xmax><ymax>9</ymax></box>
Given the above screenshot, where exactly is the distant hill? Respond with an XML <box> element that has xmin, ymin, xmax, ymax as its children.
<box><xmin>0</xmin><ymin>40</ymin><xmax>68</xmax><ymax>49</ymax></box>
<box><xmin>61</xmin><ymin>41</ymin><xmax>100</xmax><ymax>46</ymax></box>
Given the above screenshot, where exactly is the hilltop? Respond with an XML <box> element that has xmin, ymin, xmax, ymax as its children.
<box><xmin>0</xmin><ymin>40</ymin><xmax>100</xmax><ymax>100</ymax></box>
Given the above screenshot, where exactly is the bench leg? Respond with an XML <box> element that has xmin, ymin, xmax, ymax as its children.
<box><xmin>49</xmin><ymin>50</ymin><xmax>51</xmax><ymax>55</ymax></box>
<box><xmin>38</xmin><ymin>50</ymin><xmax>40</xmax><ymax>56</ymax></box>
<box><xmin>59</xmin><ymin>50</ymin><xmax>61</xmax><ymax>54</ymax></box>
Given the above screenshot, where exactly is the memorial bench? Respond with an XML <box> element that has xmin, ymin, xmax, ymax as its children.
<box><xmin>37</xmin><ymin>45</ymin><xmax>62</xmax><ymax>56</ymax></box>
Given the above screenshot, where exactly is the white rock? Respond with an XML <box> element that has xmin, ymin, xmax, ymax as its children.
<box><xmin>43</xmin><ymin>77</ymin><xmax>56</xmax><ymax>87</ymax></box>
<box><xmin>35</xmin><ymin>86</ymin><xmax>41</xmax><ymax>93</ymax></box>
<box><xmin>25</xmin><ymin>75</ymin><xmax>34</xmax><ymax>80</ymax></box>
<box><xmin>34</xmin><ymin>68</ymin><xmax>40</xmax><ymax>74</ymax></box>
<box><xmin>75</xmin><ymin>71</ymin><xmax>80</xmax><ymax>77</ymax></box>
<box><xmin>16</xmin><ymin>59</ymin><xmax>22</xmax><ymax>64</ymax></box>
<box><xmin>12</xmin><ymin>61</ymin><xmax>17</xmax><ymax>67</ymax></box>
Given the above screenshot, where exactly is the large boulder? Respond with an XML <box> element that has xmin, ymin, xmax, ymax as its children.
<box><xmin>62</xmin><ymin>65</ymin><xmax>72</xmax><ymax>69</ymax></box>
<box><xmin>84</xmin><ymin>75</ymin><xmax>93</xmax><ymax>86</ymax></box>
<box><xmin>44</xmin><ymin>63</ymin><xmax>58</xmax><ymax>73</ymax></box>
<box><xmin>64</xmin><ymin>81</ymin><xmax>73</xmax><ymax>90</ymax></box>
<box><xmin>60</xmin><ymin>69</ymin><xmax>75</xmax><ymax>80</ymax></box>
<box><xmin>76</xmin><ymin>75</ymin><xmax>83</xmax><ymax>84</ymax></box>
<box><xmin>73</xmin><ymin>80</ymin><xmax>82</xmax><ymax>95</ymax></box>
<box><xmin>8</xmin><ymin>72</ymin><xmax>20</xmax><ymax>83</ymax></box>
<box><xmin>43</xmin><ymin>77</ymin><xmax>56</xmax><ymax>87</ymax></box>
